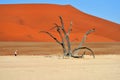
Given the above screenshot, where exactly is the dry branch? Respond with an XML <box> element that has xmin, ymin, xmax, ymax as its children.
<box><xmin>40</xmin><ymin>31</ymin><xmax>61</xmax><ymax>45</ymax></box>
<box><xmin>40</xmin><ymin>16</ymin><xmax>95</xmax><ymax>58</ymax></box>
<box><xmin>72</xmin><ymin>47</ymin><xmax>95</xmax><ymax>58</ymax></box>
<box><xmin>67</xmin><ymin>21</ymin><xmax>72</xmax><ymax>36</ymax></box>
<box><xmin>73</xmin><ymin>28</ymin><xmax>95</xmax><ymax>56</ymax></box>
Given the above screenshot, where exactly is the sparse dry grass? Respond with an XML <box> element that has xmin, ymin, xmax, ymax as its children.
<box><xmin>0</xmin><ymin>42</ymin><xmax>120</xmax><ymax>55</ymax></box>
<box><xmin>0</xmin><ymin>42</ymin><xmax>120</xmax><ymax>80</ymax></box>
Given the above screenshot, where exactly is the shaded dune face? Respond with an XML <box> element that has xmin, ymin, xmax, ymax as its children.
<box><xmin>0</xmin><ymin>4</ymin><xmax>120</xmax><ymax>42</ymax></box>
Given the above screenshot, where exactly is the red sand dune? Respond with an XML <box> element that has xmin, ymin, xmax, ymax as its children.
<box><xmin>0</xmin><ymin>4</ymin><xmax>120</xmax><ymax>42</ymax></box>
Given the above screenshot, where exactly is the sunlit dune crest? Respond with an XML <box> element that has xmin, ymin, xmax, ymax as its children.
<box><xmin>0</xmin><ymin>4</ymin><xmax>120</xmax><ymax>42</ymax></box>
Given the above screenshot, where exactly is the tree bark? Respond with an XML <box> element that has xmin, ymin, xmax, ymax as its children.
<box><xmin>72</xmin><ymin>47</ymin><xmax>95</xmax><ymax>58</ymax></box>
<box><xmin>40</xmin><ymin>16</ymin><xmax>95</xmax><ymax>58</ymax></box>
<box><xmin>59</xmin><ymin>16</ymin><xmax>72</xmax><ymax>57</ymax></box>
<box><xmin>73</xmin><ymin>28</ymin><xmax>95</xmax><ymax>55</ymax></box>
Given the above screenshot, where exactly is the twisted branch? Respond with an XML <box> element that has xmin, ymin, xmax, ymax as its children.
<box><xmin>40</xmin><ymin>31</ymin><xmax>62</xmax><ymax>45</ymax></box>
<box><xmin>74</xmin><ymin>28</ymin><xmax>95</xmax><ymax>55</ymax></box>
<box><xmin>72</xmin><ymin>47</ymin><xmax>95</xmax><ymax>58</ymax></box>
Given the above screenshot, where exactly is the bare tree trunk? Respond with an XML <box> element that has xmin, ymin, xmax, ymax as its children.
<box><xmin>53</xmin><ymin>24</ymin><xmax>67</xmax><ymax>57</ymax></box>
<box><xmin>59</xmin><ymin>16</ymin><xmax>72</xmax><ymax>57</ymax></box>
<box><xmin>40</xmin><ymin>16</ymin><xmax>95</xmax><ymax>58</ymax></box>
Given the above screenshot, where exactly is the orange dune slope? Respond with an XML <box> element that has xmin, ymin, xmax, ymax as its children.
<box><xmin>0</xmin><ymin>4</ymin><xmax>120</xmax><ymax>42</ymax></box>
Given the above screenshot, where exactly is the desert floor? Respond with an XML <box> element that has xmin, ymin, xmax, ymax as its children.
<box><xmin>0</xmin><ymin>55</ymin><xmax>120</xmax><ymax>80</ymax></box>
<box><xmin>0</xmin><ymin>42</ymin><xmax>120</xmax><ymax>55</ymax></box>
<box><xmin>0</xmin><ymin>42</ymin><xmax>120</xmax><ymax>80</ymax></box>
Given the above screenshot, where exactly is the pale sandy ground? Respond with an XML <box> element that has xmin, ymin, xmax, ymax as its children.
<box><xmin>0</xmin><ymin>55</ymin><xmax>120</xmax><ymax>80</ymax></box>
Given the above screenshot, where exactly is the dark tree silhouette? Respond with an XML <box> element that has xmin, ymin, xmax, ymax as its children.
<box><xmin>40</xmin><ymin>16</ymin><xmax>95</xmax><ymax>58</ymax></box>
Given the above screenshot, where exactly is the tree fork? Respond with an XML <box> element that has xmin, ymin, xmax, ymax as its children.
<box><xmin>40</xmin><ymin>16</ymin><xmax>95</xmax><ymax>58</ymax></box>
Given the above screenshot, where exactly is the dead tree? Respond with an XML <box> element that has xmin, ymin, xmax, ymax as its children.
<box><xmin>40</xmin><ymin>16</ymin><xmax>95</xmax><ymax>58</ymax></box>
